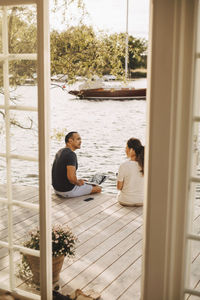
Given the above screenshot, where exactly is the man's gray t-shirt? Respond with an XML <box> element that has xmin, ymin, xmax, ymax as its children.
<box><xmin>52</xmin><ymin>148</ymin><xmax>78</xmax><ymax>192</ymax></box>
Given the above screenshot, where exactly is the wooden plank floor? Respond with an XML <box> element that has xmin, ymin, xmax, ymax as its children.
<box><xmin>1</xmin><ymin>185</ymin><xmax>200</xmax><ymax>299</ymax></box>
<box><xmin>0</xmin><ymin>185</ymin><xmax>143</xmax><ymax>300</ymax></box>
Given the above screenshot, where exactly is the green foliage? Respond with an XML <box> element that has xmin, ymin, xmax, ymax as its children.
<box><xmin>50</xmin><ymin>26</ymin><xmax>147</xmax><ymax>82</ymax></box>
<box><xmin>8</xmin><ymin>10</ymin><xmax>37</xmax><ymax>86</ymax></box>
<box><xmin>51</xmin><ymin>0</ymin><xmax>87</xmax><ymax>31</ymax></box>
<box><xmin>17</xmin><ymin>254</ymin><xmax>33</xmax><ymax>285</ymax></box>
<box><xmin>128</xmin><ymin>35</ymin><xmax>147</xmax><ymax>72</ymax></box>
<box><xmin>0</xmin><ymin>4</ymin><xmax>147</xmax><ymax>87</ymax></box>
<box><xmin>0</xmin><ymin>6</ymin><xmax>37</xmax><ymax>87</ymax></box>
<box><xmin>51</xmin><ymin>127</ymin><xmax>68</xmax><ymax>141</ymax></box>
<box><xmin>51</xmin><ymin>25</ymin><xmax>100</xmax><ymax>81</ymax></box>
<box><xmin>95</xmin><ymin>33</ymin><xmax>125</xmax><ymax>78</ymax></box>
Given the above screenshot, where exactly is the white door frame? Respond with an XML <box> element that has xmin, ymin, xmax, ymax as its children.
<box><xmin>142</xmin><ymin>0</ymin><xmax>198</xmax><ymax>299</ymax></box>
<box><xmin>2</xmin><ymin>0</ymin><xmax>199</xmax><ymax>299</ymax></box>
<box><xmin>0</xmin><ymin>1</ymin><xmax>52</xmax><ymax>299</ymax></box>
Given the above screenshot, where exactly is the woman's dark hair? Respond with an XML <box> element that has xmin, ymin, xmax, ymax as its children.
<box><xmin>65</xmin><ymin>131</ymin><xmax>77</xmax><ymax>144</ymax></box>
<box><xmin>127</xmin><ymin>138</ymin><xmax>144</xmax><ymax>175</ymax></box>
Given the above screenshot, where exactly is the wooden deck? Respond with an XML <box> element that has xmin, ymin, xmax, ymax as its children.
<box><xmin>1</xmin><ymin>185</ymin><xmax>200</xmax><ymax>299</ymax></box>
<box><xmin>0</xmin><ymin>185</ymin><xmax>143</xmax><ymax>299</ymax></box>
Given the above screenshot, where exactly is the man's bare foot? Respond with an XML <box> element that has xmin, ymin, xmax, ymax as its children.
<box><xmin>91</xmin><ymin>185</ymin><xmax>102</xmax><ymax>194</ymax></box>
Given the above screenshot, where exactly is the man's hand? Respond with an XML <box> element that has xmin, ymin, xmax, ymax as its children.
<box><xmin>77</xmin><ymin>179</ymin><xmax>84</xmax><ymax>186</ymax></box>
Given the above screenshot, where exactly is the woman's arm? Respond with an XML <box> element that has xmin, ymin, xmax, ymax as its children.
<box><xmin>117</xmin><ymin>180</ymin><xmax>124</xmax><ymax>190</ymax></box>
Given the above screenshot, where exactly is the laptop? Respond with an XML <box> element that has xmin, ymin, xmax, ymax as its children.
<box><xmin>85</xmin><ymin>173</ymin><xmax>107</xmax><ymax>186</ymax></box>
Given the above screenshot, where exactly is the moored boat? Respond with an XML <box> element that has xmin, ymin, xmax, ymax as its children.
<box><xmin>68</xmin><ymin>87</ymin><xmax>146</xmax><ymax>100</ymax></box>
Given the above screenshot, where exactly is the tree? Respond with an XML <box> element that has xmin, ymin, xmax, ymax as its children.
<box><xmin>128</xmin><ymin>36</ymin><xmax>147</xmax><ymax>70</ymax></box>
<box><xmin>0</xmin><ymin>1</ymin><xmax>147</xmax><ymax>134</ymax></box>
<box><xmin>50</xmin><ymin>27</ymin><xmax>147</xmax><ymax>81</ymax></box>
<box><xmin>0</xmin><ymin>6</ymin><xmax>37</xmax><ymax>131</ymax></box>
<box><xmin>0</xmin><ymin>4</ymin><xmax>147</xmax><ymax>86</ymax></box>
<box><xmin>0</xmin><ymin>1</ymin><xmax>87</xmax><ymax>132</ymax></box>
<box><xmin>51</xmin><ymin>25</ymin><xmax>99</xmax><ymax>80</ymax></box>
<box><xmin>0</xmin><ymin>6</ymin><xmax>37</xmax><ymax>87</ymax></box>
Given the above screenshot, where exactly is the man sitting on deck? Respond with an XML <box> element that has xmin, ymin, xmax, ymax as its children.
<box><xmin>52</xmin><ymin>131</ymin><xmax>101</xmax><ymax>198</ymax></box>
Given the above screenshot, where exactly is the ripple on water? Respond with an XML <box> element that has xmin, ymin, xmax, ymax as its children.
<box><xmin>0</xmin><ymin>81</ymin><xmax>147</xmax><ymax>193</ymax></box>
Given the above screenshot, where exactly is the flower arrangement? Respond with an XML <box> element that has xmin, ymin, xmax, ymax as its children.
<box><xmin>23</xmin><ymin>224</ymin><xmax>78</xmax><ymax>257</ymax></box>
<box><xmin>18</xmin><ymin>224</ymin><xmax>78</xmax><ymax>285</ymax></box>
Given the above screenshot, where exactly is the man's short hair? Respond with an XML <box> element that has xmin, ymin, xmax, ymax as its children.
<box><xmin>65</xmin><ymin>132</ymin><xmax>77</xmax><ymax>144</ymax></box>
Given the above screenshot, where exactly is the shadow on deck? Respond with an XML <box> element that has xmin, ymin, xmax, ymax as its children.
<box><xmin>0</xmin><ymin>184</ymin><xmax>143</xmax><ymax>299</ymax></box>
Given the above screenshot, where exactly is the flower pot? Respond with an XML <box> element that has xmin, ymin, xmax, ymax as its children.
<box><xmin>52</xmin><ymin>255</ymin><xmax>65</xmax><ymax>283</ymax></box>
<box><xmin>25</xmin><ymin>254</ymin><xmax>65</xmax><ymax>284</ymax></box>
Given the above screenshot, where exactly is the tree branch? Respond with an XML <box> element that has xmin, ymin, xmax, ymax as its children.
<box><xmin>0</xmin><ymin>110</ymin><xmax>33</xmax><ymax>130</ymax></box>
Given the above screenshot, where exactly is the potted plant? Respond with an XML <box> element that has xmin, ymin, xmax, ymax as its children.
<box><xmin>21</xmin><ymin>224</ymin><xmax>78</xmax><ymax>284</ymax></box>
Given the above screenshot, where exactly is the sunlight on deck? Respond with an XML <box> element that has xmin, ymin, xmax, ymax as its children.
<box><xmin>0</xmin><ymin>184</ymin><xmax>142</xmax><ymax>299</ymax></box>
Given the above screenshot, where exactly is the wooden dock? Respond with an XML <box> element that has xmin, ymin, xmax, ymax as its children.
<box><xmin>0</xmin><ymin>185</ymin><xmax>143</xmax><ymax>299</ymax></box>
<box><xmin>1</xmin><ymin>185</ymin><xmax>200</xmax><ymax>299</ymax></box>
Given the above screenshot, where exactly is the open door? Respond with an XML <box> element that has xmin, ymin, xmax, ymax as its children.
<box><xmin>0</xmin><ymin>1</ymin><xmax>51</xmax><ymax>299</ymax></box>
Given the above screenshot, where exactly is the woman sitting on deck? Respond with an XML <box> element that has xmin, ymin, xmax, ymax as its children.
<box><xmin>117</xmin><ymin>138</ymin><xmax>144</xmax><ymax>207</ymax></box>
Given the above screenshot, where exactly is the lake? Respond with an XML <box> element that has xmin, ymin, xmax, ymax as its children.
<box><xmin>0</xmin><ymin>79</ymin><xmax>147</xmax><ymax>194</ymax></box>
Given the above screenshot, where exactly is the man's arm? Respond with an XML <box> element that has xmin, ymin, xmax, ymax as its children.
<box><xmin>67</xmin><ymin>165</ymin><xmax>84</xmax><ymax>186</ymax></box>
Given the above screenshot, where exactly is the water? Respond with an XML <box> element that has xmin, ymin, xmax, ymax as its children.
<box><xmin>0</xmin><ymin>79</ymin><xmax>147</xmax><ymax>194</ymax></box>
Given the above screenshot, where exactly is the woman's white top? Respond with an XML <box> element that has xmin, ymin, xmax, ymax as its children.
<box><xmin>117</xmin><ymin>160</ymin><xmax>144</xmax><ymax>205</ymax></box>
